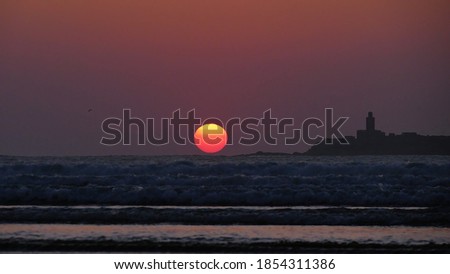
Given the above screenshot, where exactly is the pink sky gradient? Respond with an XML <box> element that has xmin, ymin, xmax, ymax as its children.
<box><xmin>1</xmin><ymin>0</ymin><xmax>449</xmax><ymax>155</ymax></box>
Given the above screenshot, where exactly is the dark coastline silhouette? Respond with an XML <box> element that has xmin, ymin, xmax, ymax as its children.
<box><xmin>305</xmin><ymin>112</ymin><xmax>450</xmax><ymax>155</ymax></box>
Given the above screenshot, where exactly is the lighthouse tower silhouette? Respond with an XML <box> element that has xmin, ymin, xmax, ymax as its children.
<box><xmin>366</xmin><ymin>112</ymin><xmax>375</xmax><ymax>131</ymax></box>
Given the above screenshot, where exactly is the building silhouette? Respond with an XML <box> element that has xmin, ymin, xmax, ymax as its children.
<box><xmin>366</xmin><ymin>111</ymin><xmax>375</xmax><ymax>131</ymax></box>
<box><xmin>306</xmin><ymin>112</ymin><xmax>450</xmax><ymax>155</ymax></box>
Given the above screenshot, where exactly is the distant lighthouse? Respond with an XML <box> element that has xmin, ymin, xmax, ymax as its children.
<box><xmin>366</xmin><ymin>112</ymin><xmax>375</xmax><ymax>131</ymax></box>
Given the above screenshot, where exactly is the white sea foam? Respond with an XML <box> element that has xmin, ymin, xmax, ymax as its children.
<box><xmin>0</xmin><ymin>155</ymin><xmax>449</xmax><ymax>207</ymax></box>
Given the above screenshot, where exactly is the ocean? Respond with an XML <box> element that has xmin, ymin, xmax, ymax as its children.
<box><xmin>0</xmin><ymin>155</ymin><xmax>449</xmax><ymax>253</ymax></box>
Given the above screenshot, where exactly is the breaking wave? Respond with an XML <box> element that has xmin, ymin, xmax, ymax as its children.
<box><xmin>0</xmin><ymin>155</ymin><xmax>449</xmax><ymax>207</ymax></box>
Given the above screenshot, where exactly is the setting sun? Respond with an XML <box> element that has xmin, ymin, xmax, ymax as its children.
<box><xmin>194</xmin><ymin>123</ymin><xmax>227</xmax><ymax>154</ymax></box>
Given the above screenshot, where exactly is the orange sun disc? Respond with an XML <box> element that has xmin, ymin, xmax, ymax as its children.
<box><xmin>194</xmin><ymin>123</ymin><xmax>228</xmax><ymax>154</ymax></box>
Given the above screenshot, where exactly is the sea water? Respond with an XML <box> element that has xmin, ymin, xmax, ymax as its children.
<box><xmin>0</xmin><ymin>155</ymin><xmax>449</xmax><ymax>252</ymax></box>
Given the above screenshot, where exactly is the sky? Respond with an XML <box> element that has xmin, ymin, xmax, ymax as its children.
<box><xmin>1</xmin><ymin>0</ymin><xmax>449</xmax><ymax>156</ymax></box>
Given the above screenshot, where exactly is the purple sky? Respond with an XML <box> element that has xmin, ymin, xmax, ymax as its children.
<box><xmin>1</xmin><ymin>0</ymin><xmax>449</xmax><ymax>155</ymax></box>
